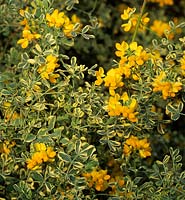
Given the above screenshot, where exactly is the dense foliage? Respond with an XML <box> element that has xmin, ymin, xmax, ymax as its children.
<box><xmin>0</xmin><ymin>0</ymin><xmax>185</xmax><ymax>199</ymax></box>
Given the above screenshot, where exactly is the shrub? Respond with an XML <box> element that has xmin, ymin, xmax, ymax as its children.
<box><xmin>0</xmin><ymin>0</ymin><xmax>184</xmax><ymax>199</ymax></box>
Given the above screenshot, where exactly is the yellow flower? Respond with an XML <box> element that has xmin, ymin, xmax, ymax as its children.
<box><xmin>27</xmin><ymin>143</ymin><xmax>56</xmax><ymax>170</ymax></box>
<box><xmin>116</xmin><ymin>41</ymin><xmax>149</xmax><ymax>80</ymax></box>
<box><xmin>19</xmin><ymin>18</ymin><xmax>30</xmax><ymax>30</ymax></box>
<box><xmin>0</xmin><ymin>141</ymin><xmax>15</xmax><ymax>155</ymax></box>
<box><xmin>121</xmin><ymin>92</ymin><xmax>129</xmax><ymax>102</ymax></box>
<box><xmin>123</xmin><ymin>144</ymin><xmax>132</xmax><ymax>157</ymax></box>
<box><xmin>33</xmin><ymin>83</ymin><xmax>42</xmax><ymax>92</ymax></box>
<box><xmin>46</xmin><ymin>9</ymin><xmax>65</xmax><ymax>28</ymax></box>
<box><xmin>46</xmin><ymin>9</ymin><xmax>82</xmax><ymax>37</ymax></box>
<box><xmin>125</xmin><ymin>135</ymin><xmax>139</xmax><ymax>149</ymax></box>
<box><xmin>123</xmin><ymin>136</ymin><xmax>151</xmax><ymax>158</ymax></box>
<box><xmin>151</xmin><ymin>20</ymin><xmax>171</xmax><ymax>37</ymax></box>
<box><xmin>95</xmin><ymin>67</ymin><xmax>105</xmax><ymax>85</ymax></box>
<box><xmin>17</xmin><ymin>30</ymin><xmax>41</xmax><ymax>48</ymax></box>
<box><xmin>63</xmin><ymin>16</ymin><xmax>74</xmax><ymax>37</ymax></box>
<box><xmin>106</xmin><ymin>94</ymin><xmax>123</xmax><ymax>116</ymax></box>
<box><xmin>27</xmin><ymin>158</ymin><xmax>38</xmax><ymax>170</ymax></box>
<box><xmin>148</xmin><ymin>50</ymin><xmax>162</xmax><ymax>64</ymax></box>
<box><xmin>83</xmin><ymin>169</ymin><xmax>110</xmax><ymax>192</ymax></box>
<box><xmin>5</xmin><ymin>111</ymin><xmax>20</xmax><ymax>122</ymax></box>
<box><xmin>37</xmin><ymin>54</ymin><xmax>60</xmax><ymax>83</ymax></box>
<box><xmin>121</xmin><ymin>9</ymin><xmax>150</xmax><ymax>32</ymax></box>
<box><xmin>121</xmin><ymin>7</ymin><xmax>135</xmax><ymax>20</ymax></box>
<box><xmin>118</xmin><ymin>62</ymin><xmax>131</xmax><ymax>78</ymax></box>
<box><xmin>34</xmin><ymin>143</ymin><xmax>47</xmax><ymax>152</ymax></box>
<box><xmin>49</xmin><ymin>73</ymin><xmax>60</xmax><ymax>83</ymax></box>
<box><xmin>149</xmin><ymin>0</ymin><xmax>174</xmax><ymax>7</ymax></box>
<box><xmin>152</xmin><ymin>71</ymin><xmax>182</xmax><ymax>99</ymax></box>
<box><xmin>46</xmin><ymin>147</ymin><xmax>56</xmax><ymax>159</ymax></box>
<box><xmin>19</xmin><ymin>7</ymin><xmax>29</xmax><ymax>17</ymax></box>
<box><xmin>115</xmin><ymin>41</ymin><xmax>129</xmax><ymax>57</ymax></box>
<box><xmin>121</xmin><ymin>93</ymin><xmax>138</xmax><ymax>122</ymax></box>
<box><xmin>138</xmin><ymin>139</ymin><xmax>152</xmax><ymax>158</ymax></box>
<box><xmin>104</xmin><ymin>68</ymin><xmax>124</xmax><ymax>96</ymax></box>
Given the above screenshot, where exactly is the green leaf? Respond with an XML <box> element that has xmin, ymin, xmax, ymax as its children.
<box><xmin>152</xmin><ymin>39</ymin><xmax>158</xmax><ymax>47</ymax></box>
<box><xmin>45</xmin><ymin>33</ymin><xmax>56</xmax><ymax>45</ymax></box>
<box><xmin>50</xmin><ymin>127</ymin><xmax>64</xmax><ymax>140</ymax></box>
<box><xmin>70</xmin><ymin>56</ymin><xmax>77</xmax><ymax>67</ymax></box>
<box><xmin>62</xmin><ymin>38</ymin><xmax>74</xmax><ymax>46</ymax></box>
<box><xmin>75</xmin><ymin>140</ymin><xmax>81</xmax><ymax>154</ymax></box>
<box><xmin>35</xmin><ymin>44</ymin><xmax>42</xmax><ymax>53</ymax></box>
<box><xmin>174</xmin><ymin>155</ymin><xmax>182</xmax><ymax>162</ymax></box>
<box><xmin>177</xmin><ymin>101</ymin><xmax>184</xmax><ymax>112</ymax></box>
<box><xmin>58</xmin><ymin>152</ymin><xmax>71</xmax><ymax>162</ymax></box>
<box><xmin>60</xmin><ymin>137</ymin><xmax>70</xmax><ymax>145</ymax></box>
<box><xmin>82</xmin><ymin>25</ymin><xmax>90</xmax><ymax>34</ymax></box>
<box><xmin>82</xmin><ymin>33</ymin><xmax>95</xmax><ymax>40</ymax></box>
<box><xmin>80</xmin><ymin>144</ymin><xmax>96</xmax><ymax>158</ymax></box>
<box><xmin>166</xmin><ymin>104</ymin><xmax>177</xmax><ymax>114</ymax></box>
<box><xmin>170</xmin><ymin>148</ymin><xmax>179</xmax><ymax>158</ymax></box>
<box><xmin>18</xmin><ymin>62</ymin><xmax>30</xmax><ymax>69</ymax></box>
<box><xmin>108</xmin><ymin>140</ymin><xmax>121</xmax><ymax>151</ymax></box>
<box><xmin>24</xmin><ymin>134</ymin><xmax>36</xmax><ymax>142</ymax></box>
<box><xmin>180</xmin><ymin>171</ymin><xmax>185</xmax><ymax>179</ymax></box>
<box><xmin>32</xmin><ymin>102</ymin><xmax>47</xmax><ymax>111</ymax></box>
<box><xmin>37</xmin><ymin>55</ymin><xmax>45</xmax><ymax>64</ymax></box>
<box><xmin>47</xmin><ymin>116</ymin><xmax>56</xmax><ymax>131</ymax></box>
<box><xmin>163</xmin><ymin>155</ymin><xmax>170</xmax><ymax>164</ymax></box>
<box><xmin>1</xmin><ymin>89</ymin><xmax>12</xmax><ymax>95</ymax></box>
<box><xmin>22</xmin><ymin>52</ymin><xmax>29</xmax><ymax>61</ymax></box>
<box><xmin>73</xmin><ymin>161</ymin><xmax>84</xmax><ymax>169</ymax></box>
<box><xmin>31</xmin><ymin>171</ymin><xmax>43</xmax><ymax>182</ymax></box>
<box><xmin>171</xmin><ymin>113</ymin><xmax>180</xmax><ymax>121</ymax></box>
<box><xmin>157</xmin><ymin>124</ymin><xmax>166</xmax><ymax>135</ymax></box>
<box><xmin>41</xmin><ymin>79</ymin><xmax>50</xmax><ymax>88</ymax></box>
<box><xmin>154</xmin><ymin>160</ymin><xmax>163</xmax><ymax>166</ymax></box>
<box><xmin>37</xmin><ymin>128</ymin><xmax>48</xmax><ymax>136</ymax></box>
<box><xmin>37</xmin><ymin>136</ymin><xmax>54</xmax><ymax>143</ymax></box>
<box><xmin>73</xmin><ymin>22</ymin><xmax>80</xmax><ymax>31</ymax></box>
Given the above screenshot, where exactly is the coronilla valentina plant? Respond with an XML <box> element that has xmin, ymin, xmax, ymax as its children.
<box><xmin>0</xmin><ymin>0</ymin><xmax>184</xmax><ymax>199</ymax></box>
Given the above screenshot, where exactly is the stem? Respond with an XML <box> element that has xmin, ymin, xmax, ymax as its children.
<box><xmin>132</xmin><ymin>0</ymin><xmax>147</xmax><ymax>42</ymax></box>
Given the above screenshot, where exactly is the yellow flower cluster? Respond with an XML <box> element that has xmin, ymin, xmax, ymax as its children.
<box><xmin>82</xmin><ymin>169</ymin><xmax>111</xmax><ymax>191</ymax></box>
<box><xmin>37</xmin><ymin>54</ymin><xmax>60</xmax><ymax>83</ymax></box>
<box><xmin>46</xmin><ymin>9</ymin><xmax>82</xmax><ymax>37</ymax></box>
<box><xmin>96</xmin><ymin>41</ymin><xmax>149</xmax><ymax>85</ymax></box>
<box><xmin>121</xmin><ymin>7</ymin><xmax>150</xmax><ymax>32</ymax></box>
<box><xmin>151</xmin><ymin>20</ymin><xmax>171</xmax><ymax>37</ymax></box>
<box><xmin>152</xmin><ymin>71</ymin><xmax>182</xmax><ymax>100</ymax></box>
<box><xmin>27</xmin><ymin>143</ymin><xmax>56</xmax><ymax>170</ymax></box>
<box><xmin>123</xmin><ymin>135</ymin><xmax>151</xmax><ymax>158</ymax></box>
<box><xmin>17</xmin><ymin>8</ymin><xmax>41</xmax><ymax>48</ymax></box>
<box><xmin>95</xmin><ymin>41</ymin><xmax>147</xmax><ymax>122</ymax></box>
<box><xmin>106</xmin><ymin>93</ymin><xmax>138</xmax><ymax>123</ymax></box>
<box><xmin>0</xmin><ymin>140</ymin><xmax>16</xmax><ymax>155</ymax></box>
<box><xmin>115</xmin><ymin>41</ymin><xmax>149</xmax><ymax>80</ymax></box>
<box><xmin>104</xmin><ymin>68</ymin><xmax>124</xmax><ymax>96</ymax></box>
<box><xmin>150</xmin><ymin>19</ymin><xmax>182</xmax><ymax>39</ymax></box>
<box><xmin>149</xmin><ymin>0</ymin><xmax>174</xmax><ymax>7</ymax></box>
<box><xmin>95</xmin><ymin>67</ymin><xmax>124</xmax><ymax>96</ymax></box>
<box><xmin>17</xmin><ymin>30</ymin><xmax>41</xmax><ymax>49</ymax></box>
